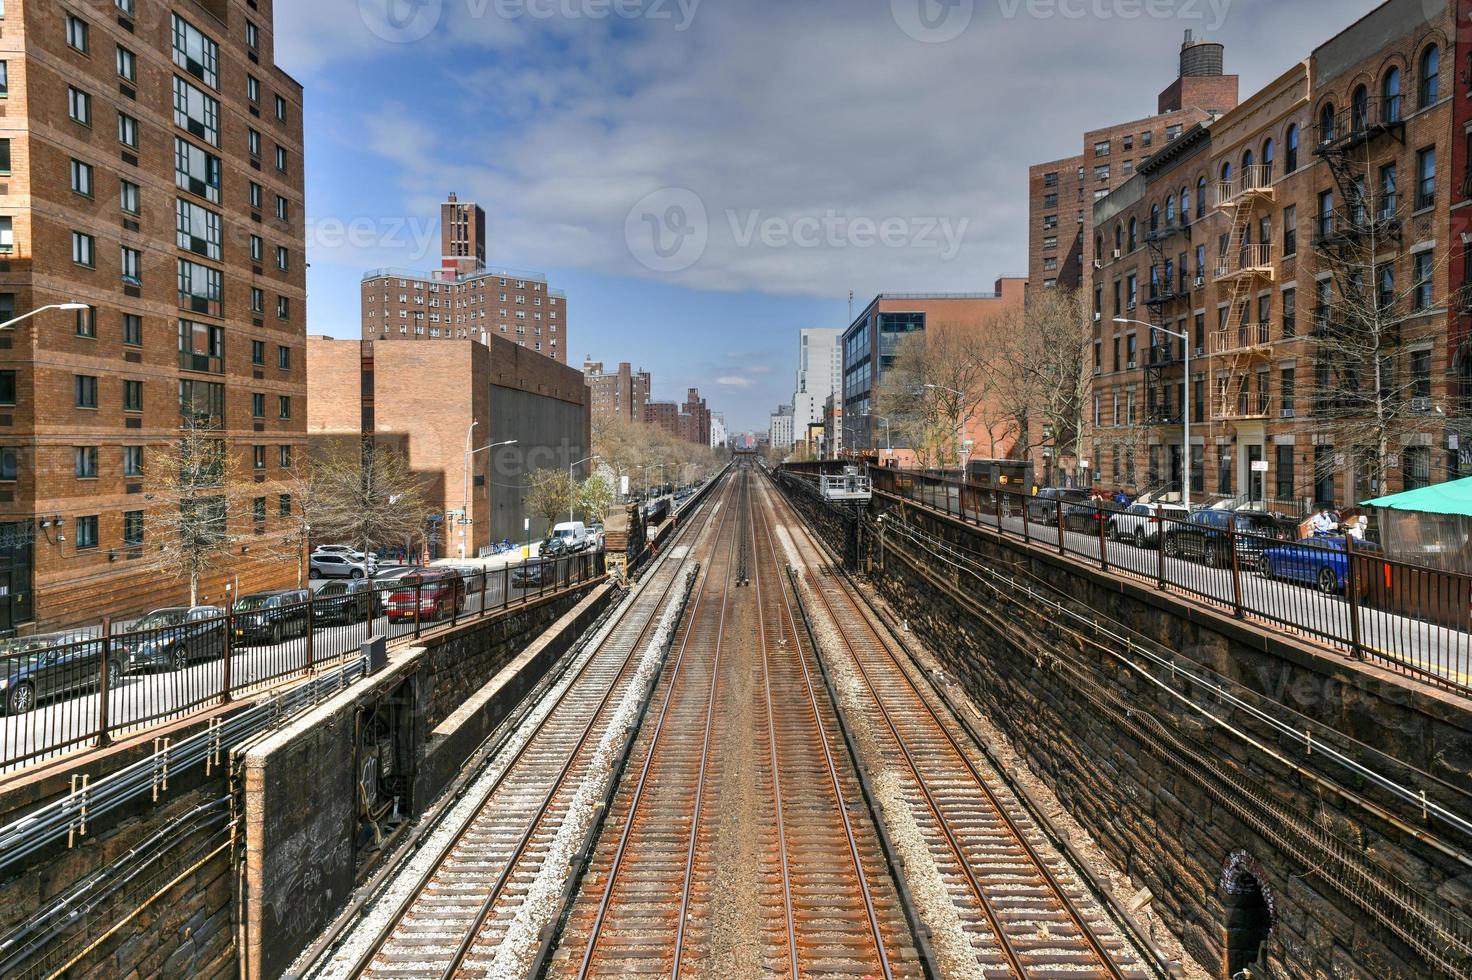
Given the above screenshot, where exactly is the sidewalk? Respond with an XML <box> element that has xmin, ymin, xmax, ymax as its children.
<box><xmin>432</xmin><ymin>543</ymin><xmax>543</xmax><ymax>571</ymax></box>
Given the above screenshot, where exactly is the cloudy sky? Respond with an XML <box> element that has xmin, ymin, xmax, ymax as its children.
<box><xmin>280</xmin><ymin>0</ymin><xmax>1382</xmax><ymax>432</ymax></box>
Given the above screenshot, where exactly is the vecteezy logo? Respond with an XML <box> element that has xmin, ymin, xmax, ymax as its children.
<box><xmin>625</xmin><ymin>188</ymin><xmax>708</xmax><ymax>273</ymax></box>
<box><xmin>360</xmin><ymin>0</ymin><xmax>443</xmax><ymax>44</ymax></box>
<box><xmin>891</xmin><ymin>0</ymin><xmax>974</xmax><ymax>43</ymax></box>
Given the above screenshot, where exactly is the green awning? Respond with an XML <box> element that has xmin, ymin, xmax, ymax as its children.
<box><xmin>1362</xmin><ymin>477</ymin><xmax>1472</xmax><ymax>516</ymax></box>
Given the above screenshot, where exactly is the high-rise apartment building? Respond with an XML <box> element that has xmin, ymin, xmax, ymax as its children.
<box><xmin>791</xmin><ymin>328</ymin><xmax>842</xmax><ymax>434</ymax></box>
<box><xmin>0</xmin><ymin>0</ymin><xmax>307</xmax><ymax>631</ymax></box>
<box><xmin>583</xmin><ymin>359</ymin><xmax>651</xmax><ymax>426</ymax></box>
<box><xmin>360</xmin><ymin>192</ymin><xmax>568</xmax><ymax>363</ymax></box>
<box><xmin>1029</xmin><ymin>33</ymin><xmax>1240</xmax><ymax>293</ymax></box>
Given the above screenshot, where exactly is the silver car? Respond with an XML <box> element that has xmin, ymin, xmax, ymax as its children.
<box><xmin>1107</xmin><ymin>501</ymin><xmax>1190</xmax><ymax>548</ymax></box>
<box><xmin>310</xmin><ymin>552</ymin><xmax>377</xmax><ymax>579</ymax></box>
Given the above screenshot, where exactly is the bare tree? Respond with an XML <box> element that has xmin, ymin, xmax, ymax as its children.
<box><xmin>525</xmin><ymin>469</ymin><xmax>578</xmax><ymax>530</ymax></box>
<box><xmin>267</xmin><ymin>459</ymin><xmax>320</xmax><ymax>588</ymax></box>
<box><xmin>310</xmin><ymin>439</ymin><xmax>432</xmax><ymax>563</ymax></box>
<box><xmin>1300</xmin><ymin>141</ymin><xmax>1456</xmax><ymax>501</ymax></box>
<box><xmin>143</xmin><ymin>420</ymin><xmax>244</xmax><ymax>605</ymax></box>
<box><xmin>995</xmin><ymin>288</ymin><xmax>1091</xmax><ymax>476</ymax></box>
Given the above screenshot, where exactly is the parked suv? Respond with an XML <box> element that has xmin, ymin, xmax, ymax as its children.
<box><xmin>313</xmin><ymin>579</ymin><xmax>380</xmax><ymax>625</ymax></box>
<box><xmin>0</xmin><ymin>631</ymin><xmax>120</xmax><ymax>714</ymax></box>
<box><xmin>1108</xmin><ymin>502</ymin><xmax>1191</xmax><ymax>549</ymax></box>
<box><xmin>123</xmin><ymin>606</ymin><xmax>226</xmax><ymax>673</ymax></box>
<box><xmin>232</xmin><ymin>590</ymin><xmax>312</xmax><ymax>645</ymax></box>
<box><xmin>1162</xmin><ymin>510</ymin><xmax>1290</xmax><ymax>567</ymax></box>
<box><xmin>310</xmin><ymin>552</ymin><xmax>377</xmax><ymax>579</ymax></box>
<box><xmin>1027</xmin><ymin>487</ymin><xmax>1090</xmax><ymax>524</ymax></box>
<box><xmin>385</xmin><ymin>570</ymin><xmax>466</xmax><ymax>624</ymax></box>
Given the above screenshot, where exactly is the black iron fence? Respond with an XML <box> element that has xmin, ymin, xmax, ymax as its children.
<box><xmin>0</xmin><ymin>550</ymin><xmax>605</xmax><ymax>772</ymax></box>
<box><xmin>862</xmin><ymin>467</ymin><xmax>1472</xmax><ymax>699</ymax></box>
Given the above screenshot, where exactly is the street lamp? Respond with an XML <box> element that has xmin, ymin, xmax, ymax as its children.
<box><xmin>569</xmin><ymin>454</ymin><xmax>601</xmax><ymax>522</ymax></box>
<box><xmin>1</xmin><ymin>303</ymin><xmax>89</xmax><ymax>331</ymax></box>
<box><xmin>460</xmin><ymin>429</ymin><xmax>518</xmax><ymax>557</ymax></box>
<box><xmin>1115</xmin><ymin>317</ymin><xmax>1192</xmax><ymax>512</ymax></box>
<box><xmin>864</xmin><ymin>413</ymin><xmax>892</xmax><ymax>459</ymax></box>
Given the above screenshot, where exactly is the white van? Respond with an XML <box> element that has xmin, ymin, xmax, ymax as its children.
<box><xmin>549</xmin><ymin>521</ymin><xmax>591</xmax><ymax>553</ymax></box>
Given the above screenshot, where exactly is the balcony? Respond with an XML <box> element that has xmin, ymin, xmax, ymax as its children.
<box><xmin>1214</xmin><ymin>243</ymin><xmax>1274</xmax><ymax>282</ymax></box>
<box><xmin>1210</xmin><ymin>322</ymin><xmax>1273</xmax><ymax>357</ymax></box>
<box><xmin>1313</xmin><ymin>96</ymin><xmax>1405</xmax><ymax>156</ymax></box>
<box><xmin>1214</xmin><ymin>392</ymin><xmax>1272</xmax><ymax>422</ymax></box>
<box><xmin>1215</xmin><ymin>164</ymin><xmax>1276</xmax><ymax>208</ymax></box>
<box><xmin>1147</xmin><ymin>343</ymin><xmax>1182</xmax><ymax>368</ymax></box>
<box><xmin>1313</xmin><ymin>204</ymin><xmax>1402</xmax><ymax>251</ymax></box>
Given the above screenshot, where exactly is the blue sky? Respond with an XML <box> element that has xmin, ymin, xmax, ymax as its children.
<box><xmin>279</xmin><ymin>0</ymin><xmax>1381</xmax><ymax>432</ymax></box>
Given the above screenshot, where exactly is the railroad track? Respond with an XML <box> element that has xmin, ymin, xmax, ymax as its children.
<box><xmin>760</xmin><ymin>471</ymin><xmax>1163</xmax><ymax>979</ymax></box>
<box><xmin>555</xmin><ymin>462</ymin><xmax>920</xmax><ymax>979</ymax></box>
<box><xmin>301</xmin><ymin>469</ymin><xmax>736</xmax><ymax>980</ymax></box>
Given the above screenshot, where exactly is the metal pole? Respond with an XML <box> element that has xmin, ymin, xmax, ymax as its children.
<box><xmin>413</xmin><ymin>579</ymin><xmax>423</xmax><ymax>639</ymax></box>
<box><xmin>1056</xmin><ymin>499</ymin><xmax>1066</xmax><ymax>556</ymax></box>
<box><xmin>1228</xmin><ymin>521</ymin><xmax>1245</xmax><ymax>618</ymax></box>
<box><xmin>1182</xmin><ymin>339</ymin><xmax>1192</xmax><ymax>512</ymax></box>
<box><xmin>221</xmin><ymin>607</ymin><xmax>234</xmax><ymax>704</ymax></box>
<box><xmin>1344</xmin><ymin>534</ymin><xmax>1364</xmax><ymax>659</ymax></box>
<box><xmin>96</xmin><ymin>617</ymin><xmax>112</xmax><ymax>748</ymax></box>
<box><xmin>305</xmin><ymin>590</ymin><xmax>315</xmax><ymax>673</ymax></box>
<box><xmin>462</xmin><ymin>420</ymin><xmax>477</xmax><ymax>559</ymax></box>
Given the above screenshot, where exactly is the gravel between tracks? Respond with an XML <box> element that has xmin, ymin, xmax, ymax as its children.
<box><xmin>469</xmin><ymin>561</ymin><xmax>699</xmax><ymax>980</ymax></box>
<box><xmin>300</xmin><ymin>551</ymin><xmax>695</xmax><ymax>980</ymax></box>
<box><xmin>795</xmin><ymin>570</ymin><xmax>987</xmax><ymax>980</ymax></box>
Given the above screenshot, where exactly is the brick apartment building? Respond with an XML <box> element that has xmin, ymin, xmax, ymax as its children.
<box><xmin>307</xmin><ymin>336</ymin><xmax>589</xmax><ymax>557</ymax></box>
<box><xmin>360</xmin><ymin>193</ymin><xmax>568</xmax><ymax>363</ymax></box>
<box><xmin>643</xmin><ymin>387</ymin><xmax>711</xmax><ymax>447</ymax></box>
<box><xmin>1450</xmin><ymin>0</ymin><xmax>1472</xmax><ymax>435</ymax></box>
<box><xmin>0</xmin><ymin>0</ymin><xmax>307</xmax><ymax>632</ymax></box>
<box><xmin>1088</xmin><ymin>0</ymin><xmax>1457</xmax><ymax>511</ymax></box>
<box><xmin>1027</xmin><ymin>32</ymin><xmax>1240</xmax><ymax>294</ymax></box>
<box><xmin>839</xmin><ymin>279</ymin><xmax>1026</xmax><ymax>464</ymax></box>
<box><xmin>582</xmin><ymin>358</ymin><xmax>650</xmax><ymax>426</ymax></box>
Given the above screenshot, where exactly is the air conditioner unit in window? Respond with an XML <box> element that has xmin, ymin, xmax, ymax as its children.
<box><xmin>1412</xmin><ymin>396</ymin><xmax>1432</xmax><ymax>412</ymax></box>
<box><xmin>1194</xmin><ymin>346</ymin><xmax>1205</xmax><ymax>358</ymax></box>
<box><xmin>1093</xmin><ymin>311</ymin><xmax>1101</xmax><ymax>322</ymax></box>
<box><xmin>1127</xmin><ymin>361</ymin><xmax>1138</xmax><ymax>370</ymax></box>
<box><xmin>1194</xmin><ymin>276</ymin><xmax>1206</xmax><ymax>288</ymax></box>
<box><xmin>1113</xmin><ymin>249</ymin><xmax>1123</xmax><ymax>259</ymax></box>
<box><xmin>1094</xmin><ymin>259</ymin><xmax>1103</xmax><ymax>269</ymax></box>
<box><xmin>1281</xmin><ymin>409</ymin><xmax>1296</xmax><ymax>419</ymax></box>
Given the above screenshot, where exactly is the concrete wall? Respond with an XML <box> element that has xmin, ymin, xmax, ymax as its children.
<box><xmin>241</xmin><ymin>580</ymin><xmax>611</xmax><ymax>980</ymax></box>
<box><xmin>778</xmin><ymin>471</ymin><xmax>1472</xmax><ymax>978</ymax></box>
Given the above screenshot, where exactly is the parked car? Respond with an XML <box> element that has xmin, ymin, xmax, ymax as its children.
<box><xmin>385</xmin><ymin>570</ymin><xmax>466</xmax><ymax>624</ymax></box>
<box><xmin>313</xmin><ymin>544</ymin><xmax>369</xmax><ymax>560</ymax></box>
<box><xmin>1027</xmin><ymin>487</ymin><xmax>1090</xmax><ymax>524</ymax></box>
<box><xmin>1062</xmin><ymin>500</ymin><xmax>1122</xmax><ymax>533</ymax></box>
<box><xmin>445</xmin><ymin>565</ymin><xmax>487</xmax><ymax>595</ymax></box>
<box><xmin>232</xmin><ymin>589</ymin><xmax>312</xmax><ymax>645</ymax></box>
<box><xmin>1257</xmin><ymin>536</ymin><xmax>1379</xmax><ymax>594</ymax></box>
<box><xmin>122</xmin><ymin>606</ymin><xmax>226</xmax><ymax>673</ymax></box>
<box><xmin>541</xmin><ymin>536</ymin><xmax>570</xmax><ymax>558</ymax></box>
<box><xmin>512</xmin><ymin>559</ymin><xmax>551</xmax><ymax>589</ymax></box>
<box><xmin>1162</xmin><ymin>510</ymin><xmax>1290</xmax><ymax>567</ymax></box>
<box><xmin>314</xmin><ymin>579</ymin><xmax>380</xmax><ymax>625</ymax></box>
<box><xmin>310</xmin><ymin>552</ymin><xmax>377</xmax><ymax>579</ymax></box>
<box><xmin>549</xmin><ymin>521</ymin><xmax>592</xmax><ymax>553</ymax></box>
<box><xmin>0</xmin><ymin>631</ymin><xmax>120</xmax><ymax>714</ymax></box>
<box><xmin>1108</xmin><ymin>502</ymin><xmax>1191</xmax><ymax>548</ymax></box>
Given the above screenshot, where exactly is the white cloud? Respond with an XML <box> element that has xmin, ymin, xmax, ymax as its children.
<box><xmin>716</xmin><ymin>376</ymin><xmax>756</xmax><ymax>388</ymax></box>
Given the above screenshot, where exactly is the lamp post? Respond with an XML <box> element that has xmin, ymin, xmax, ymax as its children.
<box><xmin>1115</xmin><ymin>317</ymin><xmax>1192</xmax><ymax>512</ymax></box>
<box><xmin>0</xmin><ymin>303</ymin><xmax>89</xmax><ymax>331</ymax></box>
<box><xmin>864</xmin><ymin>413</ymin><xmax>892</xmax><ymax>460</ymax></box>
<box><xmin>569</xmin><ymin>454</ymin><xmax>601</xmax><ymax>522</ymax></box>
<box><xmin>461</xmin><ymin>431</ymin><xmax>518</xmax><ymax>557</ymax></box>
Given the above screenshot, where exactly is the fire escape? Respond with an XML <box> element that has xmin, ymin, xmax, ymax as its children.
<box><xmin>1211</xmin><ymin>164</ymin><xmax>1277</xmax><ymax>423</ymax></box>
<box><xmin>1143</xmin><ymin>213</ymin><xmax>1191</xmax><ymax>493</ymax></box>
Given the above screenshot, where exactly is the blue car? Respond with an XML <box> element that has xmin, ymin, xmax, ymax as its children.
<box><xmin>1256</xmin><ymin>536</ymin><xmax>1376</xmax><ymax>595</ymax></box>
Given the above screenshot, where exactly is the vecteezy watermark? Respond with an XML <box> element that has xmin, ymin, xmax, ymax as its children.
<box><xmin>490</xmin><ymin>0</ymin><xmax>702</xmax><ymax>31</ymax></box>
<box><xmin>727</xmin><ymin>210</ymin><xmax>969</xmax><ymax>260</ymax></box>
<box><xmin>891</xmin><ymin>0</ymin><xmax>976</xmax><ymax>44</ymax></box>
<box><xmin>892</xmin><ymin>0</ymin><xmax>1233</xmax><ymax>43</ymax></box>
<box><xmin>625</xmin><ymin>188</ymin><xmax>709</xmax><ymax>273</ymax></box>
<box><xmin>624</xmin><ymin>189</ymin><xmax>971</xmax><ymax>273</ymax></box>
<box><xmin>304</xmin><ymin>216</ymin><xmax>442</xmax><ymax>262</ymax></box>
<box><xmin>360</xmin><ymin>0</ymin><xmax>445</xmax><ymax>43</ymax></box>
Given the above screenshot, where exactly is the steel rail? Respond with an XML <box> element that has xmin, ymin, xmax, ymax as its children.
<box><xmin>429</xmin><ymin>471</ymin><xmax>737</xmax><ymax>979</ymax></box>
<box><xmin>575</xmin><ymin>466</ymin><xmax>744</xmax><ymax>979</ymax></box>
<box><xmin>750</xmin><ymin>480</ymin><xmax>895</xmax><ymax>980</ymax></box>
<box><xmin>769</xmin><ymin>471</ymin><xmax>1131</xmax><ymax>980</ymax></box>
<box><xmin>342</xmin><ymin>471</ymin><xmax>734</xmax><ymax>979</ymax></box>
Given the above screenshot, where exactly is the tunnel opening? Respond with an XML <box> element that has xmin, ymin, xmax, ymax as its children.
<box><xmin>1222</xmin><ymin>851</ymin><xmax>1275</xmax><ymax>978</ymax></box>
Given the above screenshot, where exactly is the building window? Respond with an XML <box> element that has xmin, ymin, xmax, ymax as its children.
<box><xmin>251</xmin><ymin>288</ymin><xmax>265</xmax><ymax>315</ymax></box>
<box><xmin>175</xmin><ymin>138</ymin><xmax>221</xmax><ymax>203</ymax></box>
<box><xmin>123</xmin><ymin>445</ymin><xmax>143</xmax><ymax>477</ymax></box>
<box><xmin>172</xmin><ymin>14</ymin><xmax>219</xmax><ymax>89</ymax></box>
<box><xmin>173</xmin><ymin>76</ymin><xmax>220</xmax><ymax>147</ymax></box>
<box><xmin>250</xmin><ymin>234</ymin><xmax>262</xmax><ymax>262</ymax></box>
<box><xmin>1282</xmin><ymin>205</ymin><xmax>1296</xmax><ymax>256</ymax></box>
<box><xmin>1285</xmin><ymin>124</ymin><xmax>1299</xmax><ymax>173</ymax></box>
<box><xmin>0</xmin><ymin>370</ymin><xmax>16</xmax><ymax>406</ymax></box>
<box><xmin>123</xmin><ymin>313</ymin><xmax>142</xmax><ymax>346</ymax></box>
<box><xmin>75</xmin><ymin>516</ymin><xmax>98</xmax><ymax>550</ymax></box>
<box><xmin>1416</xmin><ymin>147</ymin><xmax>1436</xmax><ymax>210</ymax></box>
<box><xmin>246</xmin><ymin>21</ymin><xmax>259</xmax><ymax>51</ymax></box>
<box><xmin>277</xmin><ymin>345</ymin><xmax>290</xmax><ymax>369</ymax></box>
<box><xmin>117</xmin><ymin>112</ymin><xmax>138</xmax><ymax>148</ymax></box>
<box><xmin>1413</xmin><ymin>250</ymin><xmax>1434</xmax><ymax>310</ymax></box>
<box><xmin>120</xmin><ymin>246</ymin><xmax>141</xmax><ymax>285</ymax></box>
<box><xmin>70</xmin><ymin>159</ymin><xmax>93</xmax><ymax>197</ymax></box>
<box><xmin>246</xmin><ymin>74</ymin><xmax>260</xmax><ymax>104</ymax></box>
<box><xmin>277</xmin><ymin>396</ymin><xmax>291</xmax><ymax>420</ymax></box>
<box><xmin>123</xmin><ymin>511</ymin><xmax>144</xmax><ymax>548</ymax></box>
<box><xmin>252</xmin><ymin>445</ymin><xmax>266</xmax><ymax>470</ymax></box>
<box><xmin>176</xmin><ymin>199</ymin><xmax>222</xmax><ymax>260</ymax></box>
<box><xmin>275</xmin><ymin>195</ymin><xmax>288</xmax><ymax>220</ymax></box>
<box><xmin>278</xmin><ymin>445</ymin><xmax>292</xmax><ymax>469</ymax></box>
<box><xmin>251</xmin><ymin>393</ymin><xmax>265</xmax><ymax>418</ymax></box>
<box><xmin>122</xmin><ymin>379</ymin><xmax>142</xmax><ymax>412</ymax></box>
<box><xmin>249</xmin><ymin>182</ymin><xmax>262</xmax><ymax>209</ymax></box>
<box><xmin>276</xmin><ymin>295</ymin><xmax>290</xmax><ymax>320</ymax></box>
<box><xmin>120</xmin><ymin>179</ymin><xmax>141</xmax><ymax>215</ymax></box>
<box><xmin>0</xmin><ymin>62</ymin><xmax>8</xmax><ymax>98</ymax></box>
<box><xmin>1317</xmin><ymin>190</ymin><xmax>1334</xmax><ymax>238</ymax></box>
<box><xmin>66</xmin><ymin>15</ymin><xmax>89</xmax><ymax>54</ymax></box>
<box><xmin>1412</xmin><ymin>348</ymin><xmax>1432</xmax><ymax>400</ymax></box>
<box><xmin>179</xmin><ymin>379</ymin><xmax>225</xmax><ymax>428</ymax></box>
<box><xmin>252</xmin><ymin>497</ymin><xmax>266</xmax><ymax>524</ymax></box>
<box><xmin>276</xmin><ymin>246</ymin><xmax>289</xmax><ymax>271</ymax></box>
<box><xmin>177</xmin><ymin>258</ymin><xmax>222</xmax><ymax>316</ymax></box>
<box><xmin>69</xmin><ymin>87</ymin><xmax>92</xmax><ymax>126</ymax></box>
<box><xmin>275</xmin><ymin>145</ymin><xmax>287</xmax><ymax>173</ymax></box>
<box><xmin>1275</xmin><ymin>446</ymin><xmax>1295</xmax><ymax>500</ymax></box>
<box><xmin>1282</xmin><ymin>288</ymin><xmax>1296</xmax><ymax>338</ymax></box>
<box><xmin>116</xmin><ymin>45</ymin><xmax>136</xmax><ymax>82</ymax></box>
<box><xmin>1420</xmin><ymin>44</ymin><xmax>1440</xmax><ymax>109</ymax></box>
<box><xmin>247</xmin><ymin>127</ymin><xmax>260</xmax><ymax>156</ymax></box>
<box><xmin>74</xmin><ymin>305</ymin><xmax>96</xmax><ymax>338</ymax></box>
<box><xmin>179</xmin><ymin>319</ymin><xmax>223</xmax><ymax>373</ymax></box>
<box><xmin>251</xmin><ymin>339</ymin><xmax>265</xmax><ymax>365</ymax></box>
<box><xmin>0</xmin><ymin>139</ymin><xmax>9</xmax><ymax>174</ymax></box>
<box><xmin>1281</xmin><ymin>367</ymin><xmax>1295</xmax><ymax>416</ymax></box>
<box><xmin>1166</xmin><ymin>124</ymin><xmax>1183</xmax><ymax>141</ymax></box>
<box><xmin>74</xmin><ymin>446</ymin><xmax>98</xmax><ymax>478</ymax></box>
<box><xmin>75</xmin><ymin>374</ymin><xmax>97</xmax><ymax>409</ymax></box>
<box><xmin>274</xmin><ymin>95</ymin><xmax>286</xmax><ymax>121</ymax></box>
<box><xmin>279</xmin><ymin>493</ymin><xmax>292</xmax><ymax>517</ymax></box>
<box><xmin>0</xmin><ymin>447</ymin><xmax>18</xmax><ymax>481</ymax></box>
<box><xmin>71</xmin><ymin>231</ymin><xmax>94</xmax><ymax>267</ymax></box>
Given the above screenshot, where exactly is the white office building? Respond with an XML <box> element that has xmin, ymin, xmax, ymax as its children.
<box><xmin>791</xmin><ymin>328</ymin><xmax>843</xmax><ymax>431</ymax></box>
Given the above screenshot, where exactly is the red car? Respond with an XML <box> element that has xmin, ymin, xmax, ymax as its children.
<box><xmin>385</xmin><ymin>570</ymin><xmax>466</xmax><ymax>624</ymax></box>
